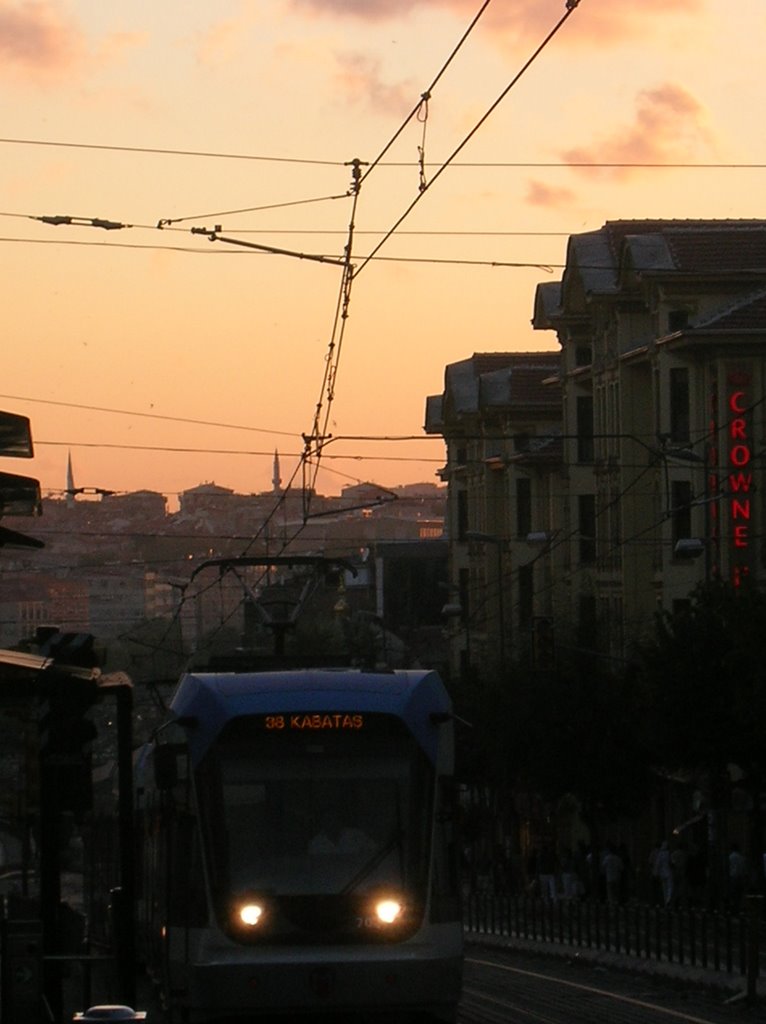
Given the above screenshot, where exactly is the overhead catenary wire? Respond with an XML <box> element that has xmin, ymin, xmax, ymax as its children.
<box><xmin>437</xmin><ymin>396</ymin><xmax>766</xmax><ymax>633</ymax></box>
<box><xmin>5</xmin><ymin>0</ymin><xmax>757</xmax><ymax>667</ymax></box>
<box><xmin>9</xmin><ymin>229</ymin><xmax>766</xmax><ymax>276</ymax></box>
<box><xmin>357</xmin><ymin>0</ymin><xmax>493</xmax><ymax>187</ymax></box>
<box><xmin>136</xmin><ymin>0</ymin><xmax>578</xmax><ymax>549</ymax></box>
<box><xmin>0</xmin><ymin>2</ymin><xmax>593</xmax><ymax>655</ymax></box>
<box><xmin>0</xmin><ymin>234</ymin><xmax>562</xmax><ymax>269</ymax></box>
<box><xmin>354</xmin><ymin>0</ymin><xmax>583</xmax><ymax>278</ymax></box>
<box><xmin>135</xmin><ymin>6</ymin><xmax>506</xmax><ymax>547</ymax></box>
<box><xmin>157</xmin><ymin>191</ymin><xmax>352</xmax><ymax>228</ymax></box>
<box><xmin>0</xmin><ymin>392</ymin><xmax>298</xmax><ymax>437</ymax></box>
<box><xmin>35</xmin><ymin>440</ymin><xmax>447</xmax><ymax>465</ymax></box>
<box><xmin>4</xmin><ymin>135</ymin><xmax>766</xmax><ymax>171</ymax></box>
<box><xmin>290</xmin><ymin>0</ymin><xmax>582</xmax><ymax>527</ymax></box>
<box><xmin>299</xmin><ymin>160</ymin><xmax>363</xmax><ymax>512</ymax></box>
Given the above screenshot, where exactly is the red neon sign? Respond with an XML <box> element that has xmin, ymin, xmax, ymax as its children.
<box><xmin>727</xmin><ymin>375</ymin><xmax>752</xmax><ymax>583</ymax></box>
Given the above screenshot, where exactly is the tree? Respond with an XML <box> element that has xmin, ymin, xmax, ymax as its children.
<box><xmin>453</xmin><ymin>659</ymin><xmax>653</xmax><ymax>896</ymax></box>
<box><xmin>636</xmin><ymin>579</ymin><xmax>766</xmax><ymax>901</ymax></box>
<box><xmin>637</xmin><ymin>579</ymin><xmax>766</xmax><ymax>782</ymax></box>
<box><xmin>529</xmin><ymin>667</ymin><xmax>652</xmax><ymax>819</ymax></box>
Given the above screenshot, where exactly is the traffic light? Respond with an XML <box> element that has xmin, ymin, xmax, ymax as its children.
<box><xmin>38</xmin><ymin>673</ymin><xmax>98</xmax><ymax>815</ymax></box>
<box><xmin>0</xmin><ymin>410</ymin><xmax>42</xmax><ymax>549</ymax></box>
<box><xmin>38</xmin><ymin>630</ymin><xmax>101</xmax><ymax>668</ymax></box>
<box><xmin>35</xmin><ymin>631</ymin><xmax>102</xmax><ymax>815</ymax></box>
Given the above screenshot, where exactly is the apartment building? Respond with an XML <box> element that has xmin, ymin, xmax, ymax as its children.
<box><xmin>428</xmin><ymin>220</ymin><xmax>766</xmax><ymax>680</ymax></box>
<box><xmin>425</xmin><ymin>352</ymin><xmax>562</xmax><ymax>681</ymax></box>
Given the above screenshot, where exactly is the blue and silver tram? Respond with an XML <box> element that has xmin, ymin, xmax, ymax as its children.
<box><xmin>135</xmin><ymin>668</ymin><xmax>463</xmax><ymax>1022</ymax></box>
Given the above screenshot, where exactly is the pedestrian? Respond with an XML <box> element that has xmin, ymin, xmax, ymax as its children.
<box><xmin>670</xmin><ymin>841</ymin><xmax>689</xmax><ymax>907</ymax></box>
<box><xmin>602</xmin><ymin>845</ymin><xmax>623</xmax><ymax>906</ymax></box>
<box><xmin>685</xmin><ymin>840</ymin><xmax>706</xmax><ymax>907</ymax></box>
<box><xmin>648</xmin><ymin>843</ymin><xmax>661</xmax><ymax>905</ymax></box>
<box><xmin>560</xmin><ymin>847</ymin><xmax>580</xmax><ymax>901</ymax></box>
<box><xmin>537</xmin><ymin>844</ymin><xmax>558</xmax><ymax>903</ymax></box>
<box><xmin>617</xmin><ymin>843</ymin><xmax>632</xmax><ymax>904</ymax></box>
<box><xmin>654</xmin><ymin>840</ymin><xmax>673</xmax><ymax>907</ymax></box>
<box><xmin>728</xmin><ymin>843</ymin><xmax>747</xmax><ymax>913</ymax></box>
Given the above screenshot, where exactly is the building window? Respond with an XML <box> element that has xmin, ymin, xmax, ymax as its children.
<box><xmin>458</xmin><ymin>568</ymin><xmax>470</xmax><ymax>625</ymax></box>
<box><xmin>516</xmin><ymin>477</ymin><xmax>531</xmax><ymax>539</ymax></box>
<box><xmin>578</xmin><ymin>494</ymin><xmax>597</xmax><ymax>563</ymax></box>
<box><xmin>668</xmin><ymin>309</ymin><xmax>689</xmax><ymax>332</ymax></box>
<box><xmin>671</xmin><ymin>480</ymin><xmax>693</xmax><ymax>548</ymax></box>
<box><xmin>518</xmin><ymin>563</ymin><xmax>533</xmax><ymax>628</ymax></box>
<box><xmin>669</xmin><ymin>367</ymin><xmax>690</xmax><ymax>443</ymax></box>
<box><xmin>576</xmin><ymin>395</ymin><xmax>594</xmax><ymax>462</ymax></box>
<box><xmin>575</xmin><ymin>344</ymin><xmax>592</xmax><ymax>367</ymax></box>
<box><xmin>456</xmin><ymin>490</ymin><xmax>468</xmax><ymax>542</ymax></box>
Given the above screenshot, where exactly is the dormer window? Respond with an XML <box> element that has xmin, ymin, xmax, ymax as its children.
<box><xmin>575</xmin><ymin>344</ymin><xmax>592</xmax><ymax>367</ymax></box>
<box><xmin>669</xmin><ymin>367</ymin><xmax>690</xmax><ymax>443</ymax></box>
<box><xmin>668</xmin><ymin>309</ymin><xmax>689</xmax><ymax>332</ymax></box>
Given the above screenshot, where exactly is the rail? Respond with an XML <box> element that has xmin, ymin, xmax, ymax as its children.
<box><xmin>465</xmin><ymin>893</ymin><xmax>764</xmax><ymax>997</ymax></box>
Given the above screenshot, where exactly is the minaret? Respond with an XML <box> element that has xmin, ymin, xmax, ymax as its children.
<box><xmin>272</xmin><ymin>449</ymin><xmax>282</xmax><ymax>494</ymax></box>
<box><xmin>66</xmin><ymin>450</ymin><xmax>76</xmax><ymax>508</ymax></box>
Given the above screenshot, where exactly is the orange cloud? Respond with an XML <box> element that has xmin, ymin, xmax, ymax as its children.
<box><xmin>333</xmin><ymin>51</ymin><xmax>414</xmax><ymax>115</ymax></box>
<box><xmin>291</xmin><ymin>0</ymin><xmax>423</xmax><ymax>19</ymax></box>
<box><xmin>478</xmin><ymin>0</ymin><xmax>702</xmax><ymax>47</ymax></box>
<box><xmin>290</xmin><ymin>0</ymin><xmax>703</xmax><ymax>47</ymax></box>
<box><xmin>560</xmin><ymin>83</ymin><xmax>714</xmax><ymax>179</ymax></box>
<box><xmin>0</xmin><ymin>0</ymin><xmax>87</xmax><ymax>80</ymax></box>
<box><xmin>195</xmin><ymin>17</ymin><xmax>245</xmax><ymax>67</ymax></box>
<box><xmin>525</xmin><ymin>179</ymin><xmax>577</xmax><ymax>210</ymax></box>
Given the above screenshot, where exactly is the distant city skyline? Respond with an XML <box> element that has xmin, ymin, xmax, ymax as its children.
<box><xmin>55</xmin><ymin>446</ymin><xmax>444</xmax><ymax>510</ymax></box>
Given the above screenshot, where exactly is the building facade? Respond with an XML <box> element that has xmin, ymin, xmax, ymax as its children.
<box><xmin>428</xmin><ymin>221</ymin><xmax>766</xmax><ymax>681</ymax></box>
<box><xmin>425</xmin><ymin>351</ymin><xmax>563</xmax><ymax>682</ymax></box>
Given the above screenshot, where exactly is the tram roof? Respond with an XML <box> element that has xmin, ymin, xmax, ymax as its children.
<box><xmin>169</xmin><ymin>668</ymin><xmax>451</xmax><ymax>763</ymax></box>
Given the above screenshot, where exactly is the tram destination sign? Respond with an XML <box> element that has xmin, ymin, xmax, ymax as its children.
<box><xmin>263</xmin><ymin>712</ymin><xmax>364</xmax><ymax>731</ymax></box>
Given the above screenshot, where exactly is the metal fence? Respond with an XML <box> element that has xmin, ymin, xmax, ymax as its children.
<box><xmin>465</xmin><ymin>893</ymin><xmax>764</xmax><ymax>988</ymax></box>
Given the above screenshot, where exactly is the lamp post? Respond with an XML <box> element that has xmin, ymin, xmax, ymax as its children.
<box><xmin>441</xmin><ymin>595</ymin><xmax>471</xmax><ymax>685</ymax></box>
<box><xmin>465</xmin><ymin>531</ymin><xmax>507</xmax><ymax>674</ymax></box>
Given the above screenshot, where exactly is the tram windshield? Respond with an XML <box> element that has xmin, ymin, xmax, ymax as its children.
<box><xmin>196</xmin><ymin>712</ymin><xmax>434</xmax><ymax>905</ymax></box>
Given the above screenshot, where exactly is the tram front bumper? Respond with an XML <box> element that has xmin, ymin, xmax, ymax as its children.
<box><xmin>180</xmin><ymin>943</ymin><xmax>462</xmax><ymax>1018</ymax></box>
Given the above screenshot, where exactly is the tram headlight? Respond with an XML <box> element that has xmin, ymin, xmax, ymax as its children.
<box><xmin>374</xmin><ymin>897</ymin><xmax>404</xmax><ymax>925</ymax></box>
<box><xmin>234</xmin><ymin>899</ymin><xmax>266</xmax><ymax>928</ymax></box>
<box><xmin>239</xmin><ymin>902</ymin><xmax>264</xmax><ymax>926</ymax></box>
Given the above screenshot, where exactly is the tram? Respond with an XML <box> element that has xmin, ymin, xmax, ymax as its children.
<box><xmin>135</xmin><ymin>667</ymin><xmax>462</xmax><ymax>1022</ymax></box>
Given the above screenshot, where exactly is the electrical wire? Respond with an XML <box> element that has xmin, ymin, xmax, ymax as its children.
<box><xmin>354</xmin><ymin>1</ymin><xmax>583</xmax><ymax>278</ymax></box>
<box><xmin>300</xmin><ymin>162</ymin><xmax>363</xmax><ymax>511</ymax></box>
<box><xmin>0</xmin><ymin>234</ymin><xmax>565</xmax><ymax>269</ymax></box>
<box><xmin>358</xmin><ymin>0</ymin><xmax>493</xmax><ymax>187</ymax></box>
<box><xmin>157</xmin><ymin>191</ymin><xmax>351</xmax><ymax>227</ymax></box>
<box><xmin>0</xmin><ymin>392</ymin><xmax>297</xmax><ymax>437</ymax></box>
<box><xmin>114</xmin><ymin>2</ymin><xmax>582</xmax><ymax>569</ymax></box>
<box><xmin>3</xmin><ymin>136</ymin><xmax>765</xmax><ymax>171</ymax></box>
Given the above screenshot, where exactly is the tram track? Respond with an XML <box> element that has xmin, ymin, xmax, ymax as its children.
<box><xmin>459</xmin><ymin>952</ymin><xmax>757</xmax><ymax>1024</ymax></box>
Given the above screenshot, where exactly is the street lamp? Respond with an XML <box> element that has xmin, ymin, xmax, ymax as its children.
<box><xmin>526</xmin><ymin>531</ymin><xmax>555</xmax><ymax>546</ymax></box>
<box><xmin>674</xmin><ymin>538</ymin><xmax>705</xmax><ymax>559</ymax></box>
<box><xmin>464</xmin><ymin>531</ymin><xmax>507</xmax><ymax>672</ymax></box>
<box><xmin>441</xmin><ymin>594</ymin><xmax>471</xmax><ymax>684</ymax></box>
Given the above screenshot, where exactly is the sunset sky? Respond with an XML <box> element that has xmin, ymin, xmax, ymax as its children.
<box><xmin>1</xmin><ymin>0</ymin><xmax>764</xmax><ymax>507</ymax></box>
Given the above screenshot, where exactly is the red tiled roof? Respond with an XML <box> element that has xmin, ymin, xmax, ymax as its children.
<box><xmin>667</xmin><ymin>230</ymin><xmax>766</xmax><ymax>272</ymax></box>
<box><xmin>470</xmin><ymin>351</ymin><xmax>558</xmax><ymax>374</ymax></box>
<box><xmin>505</xmin><ymin>367</ymin><xmax>560</xmax><ymax>407</ymax></box>
<box><xmin>696</xmin><ymin>288</ymin><xmax>766</xmax><ymax>330</ymax></box>
<box><xmin>602</xmin><ymin>220</ymin><xmax>766</xmax><ymax>272</ymax></box>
